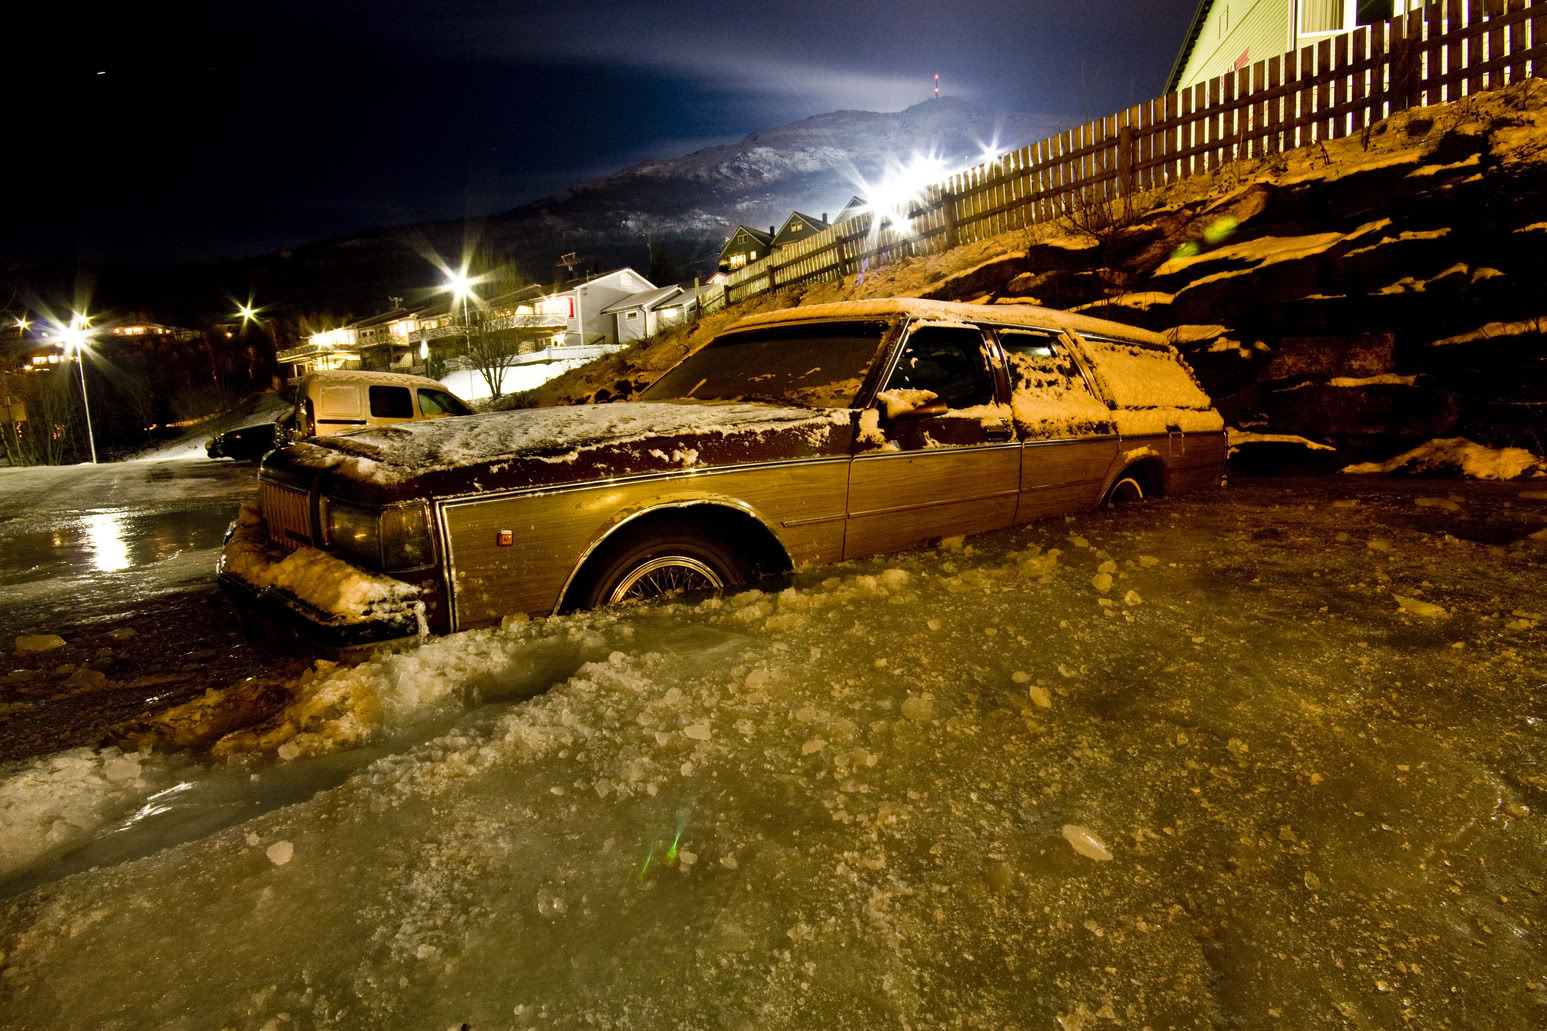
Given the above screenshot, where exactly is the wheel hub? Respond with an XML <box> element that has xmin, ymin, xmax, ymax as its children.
<box><xmin>607</xmin><ymin>556</ymin><xmax>725</xmax><ymax>604</ymax></box>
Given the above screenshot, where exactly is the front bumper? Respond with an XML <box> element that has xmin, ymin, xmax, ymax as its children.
<box><xmin>216</xmin><ymin>530</ymin><xmax>424</xmax><ymax>662</ymax></box>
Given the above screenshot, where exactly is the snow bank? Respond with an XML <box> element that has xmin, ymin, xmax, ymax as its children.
<box><xmin>1341</xmin><ymin>437</ymin><xmax>1546</xmax><ymax>480</ymax></box>
<box><xmin>221</xmin><ymin>503</ymin><xmax>424</xmax><ymax>625</ymax></box>
<box><xmin>1227</xmin><ymin>429</ymin><xmax>1336</xmax><ymax>454</ymax></box>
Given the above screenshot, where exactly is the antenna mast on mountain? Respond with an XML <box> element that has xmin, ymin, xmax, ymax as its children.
<box><xmin>933</xmin><ymin>73</ymin><xmax>940</xmax><ymax>99</ymax></box>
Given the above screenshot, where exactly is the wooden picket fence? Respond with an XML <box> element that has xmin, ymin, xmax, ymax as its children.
<box><xmin>721</xmin><ymin>0</ymin><xmax>1546</xmax><ymax>307</ymax></box>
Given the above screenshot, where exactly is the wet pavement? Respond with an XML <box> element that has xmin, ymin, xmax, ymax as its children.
<box><xmin>0</xmin><ymin>459</ymin><xmax>308</xmax><ymax>761</ymax></box>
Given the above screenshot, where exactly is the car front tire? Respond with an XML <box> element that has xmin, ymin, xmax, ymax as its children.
<box><xmin>579</xmin><ymin>530</ymin><xmax>752</xmax><ymax>609</ymax></box>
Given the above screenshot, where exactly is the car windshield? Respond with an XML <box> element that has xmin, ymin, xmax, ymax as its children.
<box><xmin>640</xmin><ymin>319</ymin><xmax>894</xmax><ymax>409</ymax></box>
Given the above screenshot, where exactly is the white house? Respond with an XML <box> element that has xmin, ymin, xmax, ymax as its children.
<box><xmin>601</xmin><ymin>285</ymin><xmax>701</xmax><ymax>344</ymax></box>
<box><xmin>438</xmin><ymin>267</ymin><xmax>658</xmax><ymax>400</ymax></box>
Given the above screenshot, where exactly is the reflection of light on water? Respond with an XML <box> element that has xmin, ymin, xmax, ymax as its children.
<box><xmin>123</xmin><ymin>782</ymin><xmax>195</xmax><ymax>829</ymax></box>
<box><xmin>87</xmin><ymin>511</ymin><xmax>132</xmax><ymax>572</ymax></box>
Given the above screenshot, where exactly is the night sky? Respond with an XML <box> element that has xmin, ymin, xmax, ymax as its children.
<box><xmin>5</xmin><ymin>1</ymin><xmax>1198</xmax><ymax>265</ymax></box>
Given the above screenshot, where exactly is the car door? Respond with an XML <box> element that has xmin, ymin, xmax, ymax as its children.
<box><xmin>995</xmin><ymin>326</ymin><xmax>1121</xmax><ymax>521</ymax></box>
<box><xmin>844</xmin><ymin>321</ymin><xmax>1021</xmax><ymax>559</ymax></box>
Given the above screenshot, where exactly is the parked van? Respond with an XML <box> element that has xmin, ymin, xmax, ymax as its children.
<box><xmin>292</xmin><ymin>370</ymin><xmax>472</xmax><ymax>437</ymax></box>
<box><xmin>206</xmin><ymin>371</ymin><xmax>471</xmax><ymax>460</ymax></box>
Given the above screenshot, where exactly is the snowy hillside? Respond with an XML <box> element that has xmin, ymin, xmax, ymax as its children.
<box><xmin>277</xmin><ymin>98</ymin><xmax>1065</xmax><ymax>309</ymax></box>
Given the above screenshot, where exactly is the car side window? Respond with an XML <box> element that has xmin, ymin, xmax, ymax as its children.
<box><xmin>417</xmin><ymin>389</ymin><xmax>469</xmax><ymax>416</ymax></box>
<box><xmin>369</xmin><ymin>386</ymin><xmax>414</xmax><ymax>419</ymax></box>
<box><xmin>998</xmin><ymin>329</ymin><xmax>1097</xmax><ymax>400</ymax></box>
<box><xmin>882</xmin><ymin>325</ymin><xmax>995</xmax><ymax>410</ymax></box>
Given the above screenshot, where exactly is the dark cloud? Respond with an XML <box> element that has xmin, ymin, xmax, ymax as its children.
<box><xmin>2</xmin><ymin>1</ymin><xmax>1197</xmax><ymax>263</ymax></box>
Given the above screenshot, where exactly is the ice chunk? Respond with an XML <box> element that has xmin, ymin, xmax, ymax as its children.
<box><xmin>1061</xmin><ymin>825</ymin><xmax>1113</xmax><ymax>861</ymax></box>
<box><xmin>801</xmin><ymin>737</ymin><xmax>827</xmax><ymax>755</ymax></box>
<box><xmin>266</xmin><ymin>840</ymin><xmax>294</xmax><ymax>866</ymax></box>
<box><xmin>1028</xmin><ymin>685</ymin><xmax>1052</xmax><ymax>709</ymax></box>
<box><xmin>682</xmin><ymin>722</ymin><xmax>712</xmax><ymax>741</ymax></box>
<box><xmin>900</xmin><ymin>695</ymin><xmax>934</xmax><ymax>722</ymax></box>
<box><xmin>1415</xmin><ymin>497</ymin><xmax>1461</xmax><ymax>512</ymax></box>
<box><xmin>1011</xmin><ymin>671</ymin><xmax>1031</xmax><ymax>683</ymax></box>
<box><xmin>15</xmin><ymin>634</ymin><xmax>66</xmax><ymax>653</ymax></box>
<box><xmin>1090</xmin><ymin>573</ymin><xmax>1113</xmax><ymax>591</ymax></box>
<box><xmin>1393</xmin><ymin>594</ymin><xmax>1448</xmax><ymax>618</ymax></box>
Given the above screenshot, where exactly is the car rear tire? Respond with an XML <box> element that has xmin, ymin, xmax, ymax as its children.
<box><xmin>1103</xmin><ymin>475</ymin><xmax>1145</xmax><ymax>506</ymax></box>
<box><xmin>579</xmin><ymin>530</ymin><xmax>753</xmax><ymax>609</ymax></box>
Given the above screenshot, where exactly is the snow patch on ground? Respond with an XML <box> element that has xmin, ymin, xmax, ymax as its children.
<box><xmin>1341</xmin><ymin>437</ymin><xmax>1546</xmax><ymax>479</ymax></box>
<box><xmin>1227</xmin><ymin>429</ymin><xmax>1335</xmax><ymax>454</ymax></box>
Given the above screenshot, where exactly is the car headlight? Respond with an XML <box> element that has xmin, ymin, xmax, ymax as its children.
<box><xmin>325</xmin><ymin>500</ymin><xmax>434</xmax><ymax>571</ymax></box>
<box><xmin>380</xmin><ymin>502</ymin><xmax>434</xmax><ymax>570</ymax></box>
<box><xmin>326</xmin><ymin>501</ymin><xmax>380</xmax><ymax>563</ymax></box>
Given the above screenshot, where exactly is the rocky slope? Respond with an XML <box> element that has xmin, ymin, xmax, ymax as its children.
<box><xmin>528</xmin><ymin>80</ymin><xmax>1547</xmax><ymax>475</ymax></box>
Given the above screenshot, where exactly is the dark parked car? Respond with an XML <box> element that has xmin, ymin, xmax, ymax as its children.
<box><xmin>206</xmin><ymin>417</ymin><xmax>288</xmax><ymax>461</ymax></box>
<box><xmin>219</xmin><ymin>298</ymin><xmax>1225</xmax><ymax>655</ymax></box>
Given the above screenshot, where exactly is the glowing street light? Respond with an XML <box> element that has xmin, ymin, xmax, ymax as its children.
<box><xmin>443</xmin><ymin>267</ymin><xmax>477</xmax><ymax>355</ymax></box>
<box><xmin>236</xmin><ymin>303</ymin><xmax>258</xmax><ymax>324</ymax></box>
<box><xmin>59</xmin><ymin>313</ymin><xmax>98</xmax><ymax>464</ymax></box>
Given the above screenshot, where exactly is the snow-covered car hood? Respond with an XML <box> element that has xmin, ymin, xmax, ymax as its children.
<box><xmin>273</xmin><ymin>401</ymin><xmax>854</xmax><ymax>491</ymax></box>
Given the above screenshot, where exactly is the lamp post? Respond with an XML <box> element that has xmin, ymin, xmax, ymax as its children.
<box><xmin>60</xmin><ymin>315</ymin><xmax>98</xmax><ymax>464</ymax></box>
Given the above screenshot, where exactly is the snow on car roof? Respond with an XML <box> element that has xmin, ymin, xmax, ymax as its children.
<box><xmin>730</xmin><ymin>298</ymin><xmax>1167</xmax><ymax>345</ymax></box>
<box><xmin>297</xmin><ymin>369</ymin><xmax>461</xmax><ymax>392</ymax></box>
<box><xmin>300</xmin><ymin>401</ymin><xmax>850</xmax><ymax>484</ymax></box>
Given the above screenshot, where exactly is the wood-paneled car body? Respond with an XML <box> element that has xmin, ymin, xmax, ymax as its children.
<box><xmin>219</xmin><ymin>299</ymin><xmax>1225</xmax><ymax>654</ymax></box>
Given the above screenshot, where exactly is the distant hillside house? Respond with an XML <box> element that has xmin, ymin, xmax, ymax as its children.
<box><xmin>602</xmin><ymin>285</ymin><xmax>701</xmax><ymax>344</ymax></box>
<box><xmin>717</xmin><ymin>226</ymin><xmax>774</xmax><ymax>273</ymax></box>
<box><xmin>1169</xmin><ymin>1</ymin><xmax>1424</xmax><ymax>94</ymax></box>
<box><xmin>771</xmin><ymin>211</ymin><xmax>830</xmax><ymax>250</ymax></box>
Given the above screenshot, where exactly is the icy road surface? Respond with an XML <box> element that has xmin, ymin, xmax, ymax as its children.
<box><xmin>2</xmin><ymin>479</ymin><xmax>1546</xmax><ymax>1029</ymax></box>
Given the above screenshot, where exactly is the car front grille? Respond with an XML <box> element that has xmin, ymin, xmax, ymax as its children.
<box><xmin>260</xmin><ymin>481</ymin><xmax>311</xmax><ymax>551</ymax></box>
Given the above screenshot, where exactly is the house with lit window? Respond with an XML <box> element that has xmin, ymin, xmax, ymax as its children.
<box><xmin>771</xmin><ymin>211</ymin><xmax>831</xmax><ymax>250</ymax></box>
<box><xmin>1169</xmin><ymin>1</ymin><xmax>1426</xmax><ymax>94</ymax></box>
<box><xmin>717</xmin><ymin>225</ymin><xmax>775</xmax><ymax>273</ymax></box>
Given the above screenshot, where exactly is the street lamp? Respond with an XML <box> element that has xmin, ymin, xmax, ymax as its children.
<box><xmin>445</xmin><ymin>268</ymin><xmax>474</xmax><ymax>356</ymax></box>
<box><xmin>59</xmin><ymin>314</ymin><xmax>98</xmax><ymax>464</ymax></box>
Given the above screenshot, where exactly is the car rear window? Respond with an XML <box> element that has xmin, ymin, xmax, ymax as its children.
<box><xmin>641</xmin><ymin>319</ymin><xmax>893</xmax><ymax>409</ymax></box>
<box><xmin>369</xmin><ymin>385</ymin><xmax>414</xmax><ymax>419</ymax></box>
<box><xmin>318</xmin><ymin>386</ymin><xmax>361</xmax><ymax>417</ymax></box>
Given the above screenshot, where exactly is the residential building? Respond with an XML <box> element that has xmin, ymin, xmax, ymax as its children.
<box><xmin>771</xmin><ymin>211</ymin><xmax>831</xmax><ymax>250</ymax></box>
<box><xmin>717</xmin><ymin>226</ymin><xmax>775</xmax><ymax>273</ymax></box>
<box><xmin>831</xmin><ymin>195</ymin><xmax>868</xmax><ymax>225</ymax></box>
<box><xmin>601</xmin><ymin>284</ymin><xmax>701</xmax><ymax>344</ymax></box>
<box><xmin>1169</xmin><ymin>1</ymin><xmax>1425</xmax><ymax>94</ymax></box>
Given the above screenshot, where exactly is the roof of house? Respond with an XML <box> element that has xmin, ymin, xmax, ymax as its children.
<box><xmin>1166</xmin><ymin>0</ymin><xmax>1215</xmax><ymax>93</ymax></box>
<box><xmin>726</xmin><ymin>225</ymin><xmax>774</xmax><ymax>247</ymax></box>
<box><xmin>485</xmin><ymin>267</ymin><xmax>653</xmax><ymax>308</ymax></box>
<box><xmin>600</xmin><ymin>285</ymin><xmax>685</xmax><ymax>315</ymax></box>
<box><xmin>832</xmin><ymin>195</ymin><xmax>868</xmax><ymax>223</ymax></box>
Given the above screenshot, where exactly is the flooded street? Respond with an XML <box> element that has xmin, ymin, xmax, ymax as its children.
<box><xmin>1</xmin><ymin>473</ymin><xmax>1544</xmax><ymax>1028</ymax></box>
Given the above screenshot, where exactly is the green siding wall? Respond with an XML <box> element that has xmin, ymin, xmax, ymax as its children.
<box><xmin>1177</xmin><ymin>1</ymin><xmax>1291</xmax><ymax>93</ymax></box>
